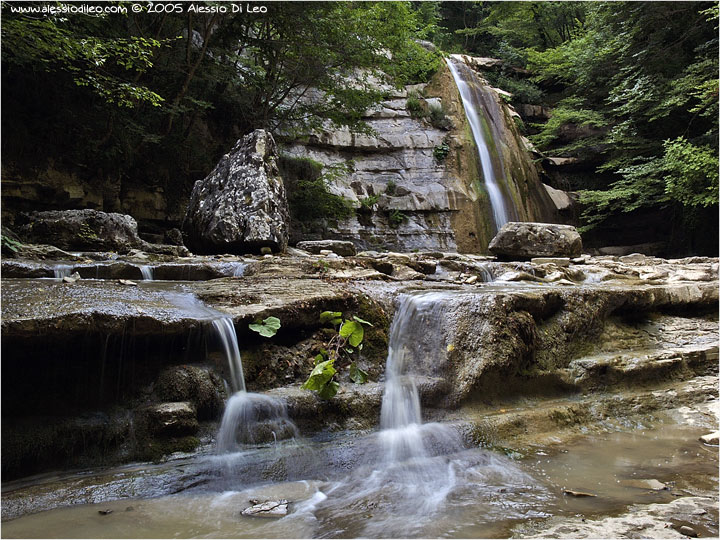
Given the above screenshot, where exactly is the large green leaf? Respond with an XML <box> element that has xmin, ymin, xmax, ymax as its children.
<box><xmin>339</xmin><ymin>320</ymin><xmax>364</xmax><ymax>347</ymax></box>
<box><xmin>249</xmin><ymin>316</ymin><xmax>281</xmax><ymax>338</ymax></box>
<box><xmin>301</xmin><ymin>359</ymin><xmax>336</xmax><ymax>391</ymax></box>
<box><xmin>317</xmin><ymin>380</ymin><xmax>340</xmax><ymax>399</ymax></box>
<box><xmin>349</xmin><ymin>362</ymin><xmax>369</xmax><ymax>384</ymax></box>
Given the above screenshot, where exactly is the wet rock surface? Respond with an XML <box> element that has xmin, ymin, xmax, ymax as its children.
<box><xmin>183</xmin><ymin>129</ymin><xmax>290</xmax><ymax>254</ymax></box>
<box><xmin>295</xmin><ymin>240</ymin><xmax>357</xmax><ymax>257</ymax></box>
<box><xmin>518</xmin><ymin>496</ymin><xmax>718</xmax><ymax>538</ymax></box>
<box><xmin>1</xmin><ymin>249</ymin><xmax>717</xmax><ymax>481</ymax></box>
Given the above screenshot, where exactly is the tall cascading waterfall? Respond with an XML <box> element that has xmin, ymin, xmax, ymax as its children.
<box><xmin>446</xmin><ymin>57</ymin><xmax>518</xmax><ymax>232</ymax></box>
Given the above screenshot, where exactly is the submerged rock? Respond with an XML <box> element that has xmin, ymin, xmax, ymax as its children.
<box><xmin>489</xmin><ymin>222</ymin><xmax>582</xmax><ymax>260</ymax></box>
<box><xmin>183</xmin><ymin>130</ymin><xmax>290</xmax><ymax>254</ymax></box>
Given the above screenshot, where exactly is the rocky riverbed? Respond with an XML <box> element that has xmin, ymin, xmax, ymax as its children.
<box><xmin>2</xmin><ymin>244</ymin><xmax>718</xmax><ymax>537</ymax></box>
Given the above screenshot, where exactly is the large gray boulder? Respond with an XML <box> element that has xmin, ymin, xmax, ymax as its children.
<box><xmin>183</xmin><ymin>130</ymin><xmax>290</xmax><ymax>254</ymax></box>
<box><xmin>489</xmin><ymin>222</ymin><xmax>582</xmax><ymax>259</ymax></box>
<box><xmin>19</xmin><ymin>209</ymin><xmax>143</xmax><ymax>254</ymax></box>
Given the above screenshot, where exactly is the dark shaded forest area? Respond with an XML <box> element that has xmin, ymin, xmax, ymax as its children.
<box><xmin>2</xmin><ymin>1</ymin><xmax>717</xmax><ymax>253</ymax></box>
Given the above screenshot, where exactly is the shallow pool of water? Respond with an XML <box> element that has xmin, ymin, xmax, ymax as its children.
<box><xmin>2</xmin><ymin>418</ymin><xmax>717</xmax><ymax>539</ymax></box>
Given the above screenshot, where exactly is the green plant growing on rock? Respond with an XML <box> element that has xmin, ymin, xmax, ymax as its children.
<box><xmin>301</xmin><ymin>311</ymin><xmax>372</xmax><ymax>399</ymax></box>
<box><xmin>1</xmin><ymin>235</ymin><xmax>22</xmax><ymax>254</ymax></box>
<box><xmin>359</xmin><ymin>194</ymin><xmax>380</xmax><ymax>210</ymax></box>
<box><xmin>249</xmin><ymin>316</ymin><xmax>281</xmax><ymax>338</ymax></box>
<box><xmin>433</xmin><ymin>141</ymin><xmax>450</xmax><ymax>162</ymax></box>
<box><xmin>388</xmin><ymin>210</ymin><xmax>408</xmax><ymax>228</ymax></box>
<box><xmin>385</xmin><ymin>180</ymin><xmax>397</xmax><ymax>196</ymax></box>
<box><xmin>406</xmin><ymin>90</ymin><xmax>425</xmax><ymax>118</ymax></box>
<box><xmin>428</xmin><ymin>103</ymin><xmax>452</xmax><ymax>130</ymax></box>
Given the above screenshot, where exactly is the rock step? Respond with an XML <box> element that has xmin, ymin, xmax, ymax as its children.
<box><xmin>466</xmin><ymin>375</ymin><xmax>717</xmax><ymax>449</ymax></box>
<box><xmin>265</xmin><ymin>376</ymin><xmax>450</xmax><ymax>431</ymax></box>
<box><xmin>1</xmin><ymin>260</ymin><xmax>248</xmax><ymax>281</ymax></box>
<box><xmin>560</xmin><ymin>344</ymin><xmax>719</xmax><ymax>390</ymax></box>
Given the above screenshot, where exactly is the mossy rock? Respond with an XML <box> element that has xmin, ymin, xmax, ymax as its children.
<box><xmin>155</xmin><ymin>365</ymin><xmax>225</xmax><ymax>420</ymax></box>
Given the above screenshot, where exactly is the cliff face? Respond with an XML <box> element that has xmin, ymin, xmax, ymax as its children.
<box><xmin>282</xmin><ymin>57</ymin><xmax>565</xmax><ymax>254</ymax></box>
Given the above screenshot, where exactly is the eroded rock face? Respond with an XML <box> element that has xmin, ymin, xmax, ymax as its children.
<box><xmin>183</xmin><ymin>130</ymin><xmax>290</xmax><ymax>254</ymax></box>
<box><xmin>489</xmin><ymin>222</ymin><xmax>582</xmax><ymax>259</ymax></box>
<box><xmin>19</xmin><ymin>210</ymin><xmax>144</xmax><ymax>254</ymax></box>
<box><xmin>296</xmin><ymin>240</ymin><xmax>357</xmax><ymax>257</ymax></box>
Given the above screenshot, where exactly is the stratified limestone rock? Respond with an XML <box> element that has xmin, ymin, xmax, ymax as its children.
<box><xmin>183</xmin><ymin>130</ymin><xmax>289</xmax><ymax>254</ymax></box>
<box><xmin>19</xmin><ymin>209</ymin><xmax>144</xmax><ymax>254</ymax></box>
<box><xmin>489</xmin><ymin>222</ymin><xmax>582</xmax><ymax>259</ymax></box>
<box><xmin>296</xmin><ymin>240</ymin><xmax>357</xmax><ymax>257</ymax></box>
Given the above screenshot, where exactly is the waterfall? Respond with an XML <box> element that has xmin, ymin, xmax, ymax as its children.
<box><xmin>53</xmin><ymin>264</ymin><xmax>72</xmax><ymax>278</ymax></box>
<box><xmin>210</xmin><ymin>315</ymin><xmax>297</xmax><ymax>453</ymax></box>
<box><xmin>212</xmin><ymin>317</ymin><xmax>245</xmax><ymax>394</ymax></box>
<box><xmin>138</xmin><ymin>265</ymin><xmax>154</xmax><ymax>281</ymax></box>
<box><xmin>379</xmin><ymin>292</ymin><xmax>462</xmax><ymax>465</ymax></box>
<box><xmin>446</xmin><ymin>57</ymin><xmax>515</xmax><ymax>232</ymax></box>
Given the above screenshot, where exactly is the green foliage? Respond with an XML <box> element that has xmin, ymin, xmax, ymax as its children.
<box><xmin>488</xmin><ymin>74</ymin><xmax>544</xmax><ymax>105</ymax></box>
<box><xmin>1</xmin><ymin>235</ymin><xmax>22</xmax><ymax>254</ymax></box>
<box><xmin>359</xmin><ymin>194</ymin><xmax>380</xmax><ymax>209</ymax></box>
<box><xmin>2</xmin><ymin>15</ymin><xmax>166</xmax><ymax>108</ymax></box>
<box><xmin>388</xmin><ymin>209</ymin><xmax>408</xmax><ymax>228</ymax></box>
<box><xmin>530</xmin><ymin>100</ymin><xmax>607</xmax><ymax>149</ymax></box>
<box><xmin>279</xmin><ymin>155</ymin><xmax>354</xmax><ymax>224</ymax></box>
<box><xmin>349</xmin><ymin>362</ymin><xmax>369</xmax><ymax>384</ymax></box>
<box><xmin>406</xmin><ymin>90</ymin><xmax>425</xmax><ymax>118</ymax></box>
<box><xmin>525</xmin><ymin>3</ymin><xmax>718</xmax><ymax>235</ymax></box>
<box><xmin>319</xmin><ymin>310</ymin><xmax>343</xmax><ymax>326</ymax></box>
<box><xmin>301</xmin><ymin>311</ymin><xmax>373</xmax><ymax>399</ymax></box>
<box><xmin>248</xmin><ymin>316</ymin><xmax>281</xmax><ymax>338</ymax></box>
<box><xmin>385</xmin><ymin>180</ymin><xmax>398</xmax><ymax>195</ymax></box>
<box><xmin>428</xmin><ymin>103</ymin><xmax>452</xmax><ymax>130</ymax></box>
<box><xmin>301</xmin><ymin>355</ymin><xmax>339</xmax><ymax>400</ymax></box>
<box><xmin>662</xmin><ymin>137</ymin><xmax>718</xmax><ymax>209</ymax></box>
<box><xmin>433</xmin><ymin>141</ymin><xmax>450</xmax><ymax>162</ymax></box>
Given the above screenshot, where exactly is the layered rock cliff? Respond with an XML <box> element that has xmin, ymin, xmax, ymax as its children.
<box><xmin>282</xmin><ymin>56</ymin><xmax>565</xmax><ymax>253</ymax></box>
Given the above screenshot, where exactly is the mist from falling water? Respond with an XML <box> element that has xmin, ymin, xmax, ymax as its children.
<box><xmin>280</xmin><ymin>291</ymin><xmax>543</xmax><ymax>537</ymax></box>
<box><xmin>53</xmin><ymin>264</ymin><xmax>73</xmax><ymax>278</ymax></box>
<box><xmin>446</xmin><ymin>57</ymin><xmax>513</xmax><ymax>232</ymax></box>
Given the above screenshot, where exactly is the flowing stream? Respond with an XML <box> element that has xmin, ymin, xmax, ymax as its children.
<box><xmin>446</xmin><ymin>57</ymin><xmax>514</xmax><ymax>231</ymax></box>
<box><xmin>2</xmin><ymin>288</ymin><xmax>717</xmax><ymax>537</ymax></box>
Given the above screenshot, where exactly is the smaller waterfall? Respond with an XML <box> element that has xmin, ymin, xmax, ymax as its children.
<box><xmin>446</xmin><ymin>57</ymin><xmax>513</xmax><ymax>232</ymax></box>
<box><xmin>379</xmin><ymin>292</ymin><xmax>463</xmax><ymax>465</ymax></box>
<box><xmin>210</xmin><ymin>314</ymin><xmax>297</xmax><ymax>454</ymax></box>
<box><xmin>212</xmin><ymin>317</ymin><xmax>245</xmax><ymax>394</ymax></box>
<box><xmin>53</xmin><ymin>264</ymin><xmax>73</xmax><ymax>278</ymax></box>
<box><xmin>138</xmin><ymin>265</ymin><xmax>154</xmax><ymax>281</ymax></box>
